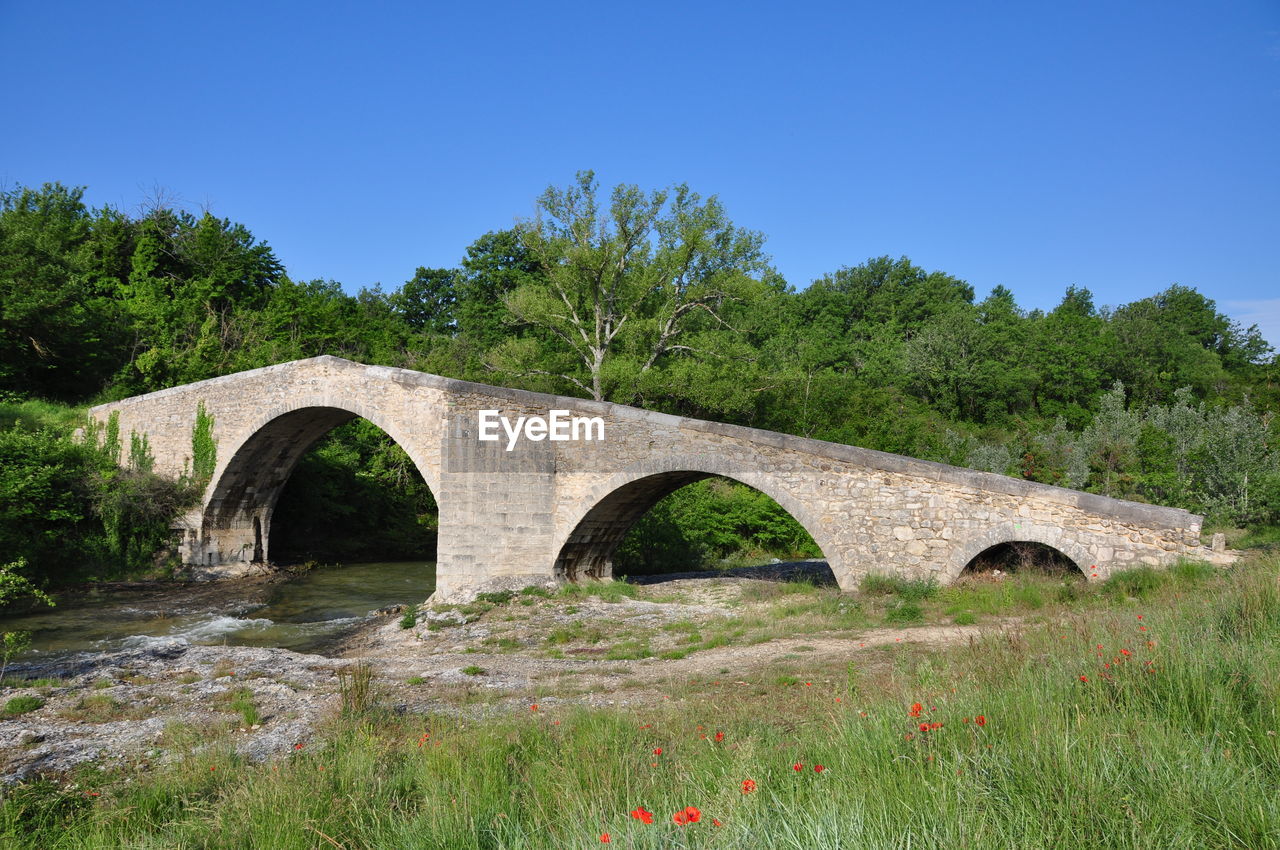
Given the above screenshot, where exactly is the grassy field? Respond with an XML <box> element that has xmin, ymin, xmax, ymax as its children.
<box><xmin>3</xmin><ymin>555</ymin><xmax>1280</xmax><ymax>848</ymax></box>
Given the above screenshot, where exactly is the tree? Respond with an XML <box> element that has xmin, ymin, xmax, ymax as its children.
<box><xmin>0</xmin><ymin>184</ymin><xmax>129</xmax><ymax>399</ymax></box>
<box><xmin>393</xmin><ymin>267</ymin><xmax>458</xmax><ymax>334</ymax></box>
<box><xmin>0</xmin><ymin>559</ymin><xmax>54</xmax><ymax>681</ymax></box>
<box><xmin>492</xmin><ymin>171</ymin><xmax>768</xmax><ymax>402</ymax></box>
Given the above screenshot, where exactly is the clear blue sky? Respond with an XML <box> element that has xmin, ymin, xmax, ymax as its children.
<box><xmin>3</xmin><ymin>0</ymin><xmax>1278</xmax><ymax>345</ymax></box>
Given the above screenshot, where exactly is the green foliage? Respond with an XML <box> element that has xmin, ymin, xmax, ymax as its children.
<box><xmin>269</xmin><ymin>419</ymin><xmax>437</xmax><ymax>563</ymax></box>
<box><xmin>883</xmin><ymin>601</ymin><xmax>924</xmax><ymax>624</ymax></box>
<box><xmin>398</xmin><ymin>610</ymin><xmax>417</xmax><ymax>630</ymax></box>
<box><xmin>3</xmin><ymin>695</ymin><xmax>44</xmax><ymax>716</ymax></box>
<box><xmin>0</xmin><ymin>176</ymin><xmax>1277</xmax><ymax>581</ymax></box>
<box><xmin>190</xmin><ymin>401</ymin><xmax>217</xmax><ymax>485</ymax></box>
<box><xmin>859</xmin><ymin>573</ymin><xmax>939</xmax><ymax>601</ymax></box>
<box><xmin>615</xmin><ymin>477</ymin><xmax>820</xmax><ymax>574</ymax></box>
<box><xmin>0</xmin><ymin>407</ymin><xmax>192</xmax><ymax>585</ymax></box>
<box><xmin>1102</xmin><ymin>566</ymin><xmax>1165</xmax><ymax>600</ymax></box>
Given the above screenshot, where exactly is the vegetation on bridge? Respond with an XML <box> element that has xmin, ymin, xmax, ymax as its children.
<box><xmin>0</xmin><ymin>177</ymin><xmax>1278</xmax><ymax>585</ymax></box>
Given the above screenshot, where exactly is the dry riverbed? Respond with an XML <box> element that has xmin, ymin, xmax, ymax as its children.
<box><xmin>1</xmin><ymin>564</ymin><xmax>1005</xmax><ymax>783</ymax></box>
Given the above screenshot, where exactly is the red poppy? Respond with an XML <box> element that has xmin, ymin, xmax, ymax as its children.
<box><xmin>909</xmin><ymin>702</ymin><xmax>923</xmax><ymax>717</ymax></box>
<box><xmin>741</xmin><ymin>779</ymin><xmax>757</xmax><ymax>794</ymax></box>
<box><xmin>684</xmin><ymin>806</ymin><xmax>701</xmax><ymax>823</ymax></box>
<box><xmin>1079</xmin><ymin>675</ymin><xmax>1089</xmax><ymax>682</ymax></box>
<box><xmin>600</xmin><ymin>834</ymin><xmax>611</xmax><ymax>843</ymax></box>
<box><xmin>814</xmin><ymin>764</ymin><xmax>825</xmax><ymax>773</ymax></box>
<box><xmin>929</xmin><ymin>722</ymin><xmax>943</xmax><ymax>729</ymax></box>
<box><xmin>652</xmin><ymin>747</ymin><xmax>663</xmax><ymax>755</ymax></box>
<box><xmin>673</xmin><ymin>811</ymin><xmax>690</xmax><ymax>825</ymax></box>
<box><xmin>1139</xmin><ymin>625</ymin><xmax>1147</xmax><ymax>631</ymax></box>
<box><xmin>1136</xmin><ymin>615</ymin><xmax>1143</xmax><ymax>620</ymax></box>
<box><xmin>529</xmin><ymin>704</ymin><xmax>538</xmax><ymax>711</ymax></box>
<box><xmin>713</xmin><ymin>818</ymin><xmax>724</xmax><ymax>827</ymax></box>
<box><xmin>1121</xmin><ymin>649</ymin><xmax>1131</xmax><ymax>657</ymax></box>
<box><xmin>975</xmin><ymin>715</ymin><xmax>986</xmax><ymax>727</ymax></box>
<box><xmin>714</xmin><ymin>731</ymin><xmax>725</xmax><ymax>743</ymax></box>
<box><xmin>630</xmin><ymin>806</ymin><xmax>654</xmax><ymax>824</ymax></box>
<box><xmin>919</xmin><ymin>723</ymin><xmax>930</xmax><ymax>732</ymax></box>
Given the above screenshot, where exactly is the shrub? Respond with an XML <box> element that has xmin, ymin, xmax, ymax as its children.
<box><xmin>398</xmin><ymin>609</ymin><xmax>417</xmax><ymax>629</ymax></box>
<box><xmin>1103</xmin><ymin>566</ymin><xmax>1165</xmax><ymax>600</ymax></box>
<box><xmin>3</xmin><ymin>695</ymin><xmax>43</xmax><ymax>716</ymax></box>
<box><xmin>860</xmin><ymin>573</ymin><xmax>937</xmax><ymax>601</ymax></box>
<box><xmin>884</xmin><ymin>602</ymin><xmax>923</xmax><ymax>624</ymax></box>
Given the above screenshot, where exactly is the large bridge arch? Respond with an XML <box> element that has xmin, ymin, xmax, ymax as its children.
<box><xmin>550</xmin><ymin>455</ymin><xmax>846</xmax><ymax>587</ymax></box>
<box><xmin>194</xmin><ymin>394</ymin><xmax>442</xmax><ymax>568</ymax></box>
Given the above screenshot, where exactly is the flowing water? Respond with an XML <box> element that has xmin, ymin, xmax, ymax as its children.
<box><xmin>0</xmin><ymin>562</ymin><xmax>436</xmax><ymax>666</ymax></box>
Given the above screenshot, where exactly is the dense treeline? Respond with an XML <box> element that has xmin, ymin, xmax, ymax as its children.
<box><xmin>1</xmin><ymin>176</ymin><xmax>1277</xmax><ymax>583</ymax></box>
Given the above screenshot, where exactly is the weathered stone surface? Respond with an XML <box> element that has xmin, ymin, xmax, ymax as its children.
<box><xmin>90</xmin><ymin>356</ymin><xmax>1212</xmax><ymax>600</ymax></box>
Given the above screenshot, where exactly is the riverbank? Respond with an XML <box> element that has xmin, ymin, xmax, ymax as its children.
<box><xmin>5</xmin><ymin>554</ymin><xmax>1277</xmax><ymax>849</ymax></box>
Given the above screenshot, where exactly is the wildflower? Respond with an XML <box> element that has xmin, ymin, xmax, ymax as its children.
<box><xmin>530</xmin><ymin>704</ymin><xmax>538</xmax><ymax>711</ymax></box>
<box><xmin>929</xmin><ymin>722</ymin><xmax>943</xmax><ymax>730</ymax></box>
<box><xmin>1079</xmin><ymin>675</ymin><xmax>1089</xmax><ymax>682</ymax></box>
<box><xmin>630</xmin><ymin>806</ymin><xmax>654</xmax><ymax>824</ymax></box>
<box><xmin>909</xmin><ymin>702</ymin><xmax>923</xmax><ymax>717</ymax></box>
<box><xmin>294</xmin><ymin>743</ymin><xmax>304</xmax><ymax>750</ymax></box>
<box><xmin>1121</xmin><ymin>649</ymin><xmax>1132</xmax><ymax>657</ymax></box>
<box><xmin>793</xmin><ymin>762</ymin><xmax>804</xmax><ymax>771</ymax></box>
<box><xmin>1139</xmin><ymin>625</ymin><xmax>1147</xmax><ymax>631</ymax></box>
<box><xmin>600</xmin><ymin>834</ymin><xmax>611</xmax><ymax>843</ymax></box>
<box><xmin>652</xmin><ymin>747</ymin><xmax>663</xmax><ymax>756</ymax></box>
<box><xmin>1137</xmin><ymin>615</ymin><xmax>1143</xmax><ymax>620</ymax></box>
<box><xmin>713</xmin><ymin>818</ymin><xmax>724</xmax><ymax>827</ymax></box>
<box><xmin>919</xmin><ymin>723</ymin><xmax>930</xmax><ymax>732</ymax></box>
<box><xmin>684</xmin><ymin>806</ymin><xmax>701</xmax><ymax>823</ymax></box>
<box><xmin>714</xmin><ymin>731</ymin><xmax>725</xmax><ymax>743</ymax></box>
<box><xmin>741</xmin><ymin>779</ymin><xmax>757</xmax><ymax>794</ymax></box>
<box><xmin>814</xmin><ymin>764</ymin><xmax>825</xmax><ymax>773</ymax></box>
<box><xmin>975</xmin><ymin>715</ymin><xmax>986</xmax><ymax>727</ymax></box>
<box><xmin>673</xmin><ymin>811</ymin><xmax>690</xmax><ymax>825</ymax></box>
<box><xmin>904</xmin><ymin>733</ymin><xmax>914</xmax><ymax>741</ymax></box>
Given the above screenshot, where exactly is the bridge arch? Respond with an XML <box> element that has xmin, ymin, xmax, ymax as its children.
<box><xmin>196</xmin><ymin>396</ymin><xmax>440</xmax><ymax>567</ymax></box>
<box><xmin>943</xmin><ymin>522</ymin><xmax>1093</xmax><ymax>582</ymax></box>
<box><xmin>551</xmin><ymin>456</ymin><xmax>842</xmax><ymax>587</ymax></box>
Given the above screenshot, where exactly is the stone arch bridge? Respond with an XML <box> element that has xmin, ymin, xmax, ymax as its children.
<box><xmin>90</xmin><ymin>357</ymin><xmax>1209</xmax><ymax>601</ymax></box>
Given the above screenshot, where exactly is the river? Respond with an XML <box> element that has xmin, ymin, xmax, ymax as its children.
<box><xmin>0</xmin><ymin>562</ymin><xmax>436</xmax><ymax>667</ymax></box>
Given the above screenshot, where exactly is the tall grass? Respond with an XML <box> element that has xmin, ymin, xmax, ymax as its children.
<box><xmin>4</xmin><ymin>559</ymin><xmax>1280</xmax><ymax>848</ymax></box>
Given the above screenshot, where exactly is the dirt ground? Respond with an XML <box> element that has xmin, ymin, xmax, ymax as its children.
<box><xmin>1</xmin><ymin>565</ymin><xmax>1008</xmax><ymax>782</ymax></box>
